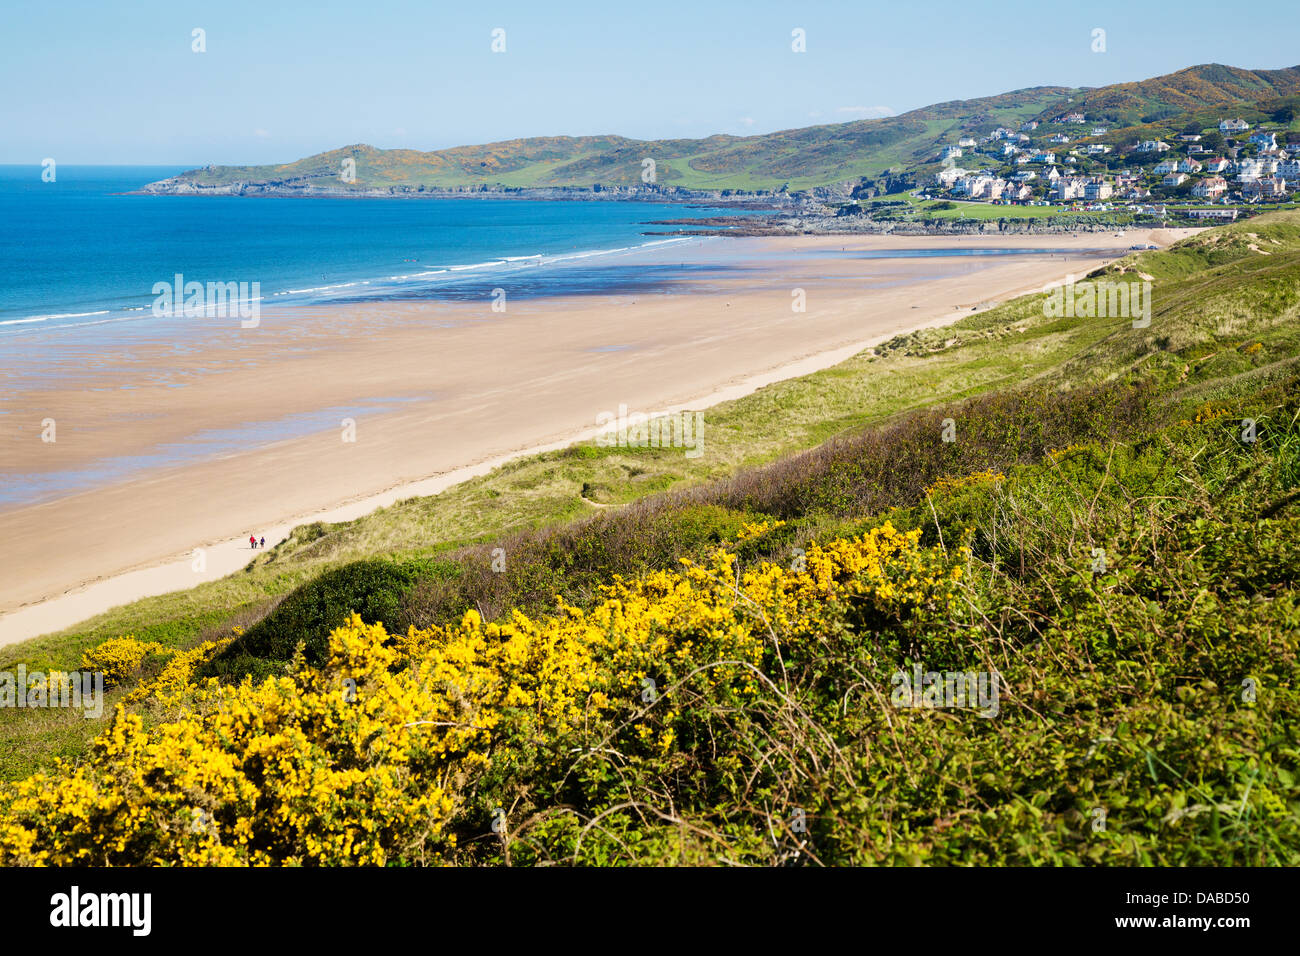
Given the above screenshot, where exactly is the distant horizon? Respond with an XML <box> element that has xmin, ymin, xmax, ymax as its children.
<box><xmin>4</xmin><ymin>0</ymin><xmax>1298</xmax><ymax>164</ymax></box>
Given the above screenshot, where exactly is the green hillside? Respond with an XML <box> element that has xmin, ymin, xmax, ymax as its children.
<box><xmin>161</xmin><ymin>86</ymin><xmax>1073</xmax><ymax>193</ymax></box>
<box><xmin>144</xmin><ymin>63</ymin><xmax>1300</xmax><ymax>195</ymax></box>
<box><xmin>1037</xmin><ymin>63</ymin><xmax>1300</xmax><ymax>127</ymax></box>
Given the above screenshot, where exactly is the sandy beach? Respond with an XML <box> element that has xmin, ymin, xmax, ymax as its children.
<box><xmin>0</xmin><ymin>229</ymin><xmax>1197</xmax><ymax>645</ymax></box>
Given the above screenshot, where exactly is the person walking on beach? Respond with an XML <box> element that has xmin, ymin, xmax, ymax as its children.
<box><xmin>260</xmin><ymin>536</ymin><xmax>265</xmax><ymax>549</ymax></box>
<box><xmin>250</xmin><ymin>534</ymin><xmax>257</xmax><ymax>549</ymax></box>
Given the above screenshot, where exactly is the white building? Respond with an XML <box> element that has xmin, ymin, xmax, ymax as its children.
<box><xmin>1053</xmin><ymin>177</ymin><xmax>1087</xmax><ymax>200</ymax></box>
<box><xmin>935</xmin><ymin>165</ymin><xmax>969</xmax><ymax>186</ymax></box>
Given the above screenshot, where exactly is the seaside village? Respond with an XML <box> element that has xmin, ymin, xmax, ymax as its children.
<box><xmin>929</xmin><ymin>113</ymin><xmax>1298</xmax><ymax>220</ymax></box>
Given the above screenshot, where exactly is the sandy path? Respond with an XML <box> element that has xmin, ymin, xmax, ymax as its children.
<box><xmin>0</xmin><ymin>229</ymin><xmax>1197</xmax><ymax>646</ymax></box>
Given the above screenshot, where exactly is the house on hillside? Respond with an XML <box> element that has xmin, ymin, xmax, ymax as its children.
<box><xmin>934</xmin><ymin>166</ymin><xmax>968</xmax><ymax>186</ymax></box>
<box><xmin>955</xmin><ymin>174</ymin><xmax>999</xmax><ymax>198</ymax></box>
<box><xmin>1031</xmin><ymin>151</ymin><xmax>1057</xmax><ymax>164</ymax></box>
<box><xmin>1250</xmin><ymin>131</ymin><xmax>1278</xmax><ymax>150</ymax></box>
<box><xmin>1187</xmin><ymin>208</ymin><xmax>1239</xmax><ymax>220</ymax></box>
<box><xmin>1176</xmin><ymin>158</ymin><xmax>1202</xmax><ymax>174</ymax></box>
<box><xmin>1162</xmin><ymin>172</ymin><xmax>1188</xmax><ymax>187</ymax></box>
<box><xmin>1153</xmin><ymin>159</ymin><xmax>1179</xmax><ymax>175</ymax></box>
<box><xmin>1048</xmin><ymin>132</ymin><xmax>1071</xmax><ymax>144</ymax></box>
<box><xmin>1191</xmin><ymin>177</ymin><xmax>1227</xmax><ymax>199</ymax></box>
<box><xmin>1083</xmin><ymin>179</ymin><xmax>1113</xmax><ymax>200</ymax></box>
<box><xmin>1236</xmin><ymin>158</ymin><xmax>1264</xmax><ymax>182</ymax></box>
<box><xmin>1243</xmin><ymin>177</ymin><xmax>1288</xmax><ymax>201</ymax></box>
<box><xmin>1205</xmin><ymin>157</ymin><xmax>1230</xmax><ymax>173</ymax></box>
<box><xmin>1137</xmin><ymin>140</ymin><xmax>1171</xmax><ymax>153</ymax></box>
<box><xmin>1219</xmin><ymin>118</ymin><xmax>1250</xmax><ymax>132</ymax></box>
<box><xmin>1053</xmin><ymin>177</ymin><xmax>1086</xmax><ymax>200</ymax></box>
<box><xmin>958</xmin><ymin>136</ymin><xmax>977</xmax><ymax>147</ymax></box>
<box><xmin>939</xmin><ymin>145</ymin><xmax>963</xmax><ymax>160</ymax></box>
<box><xmin>1021</xmin><ymin>120</ymin><xmax>1039</xmax><ymax>132</ymax></box>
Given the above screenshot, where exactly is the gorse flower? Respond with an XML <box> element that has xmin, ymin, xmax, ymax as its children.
<box><xmin>0</xmin><ymin>529</ymin><xmax>963</xmax><ymax>866</ymax></box>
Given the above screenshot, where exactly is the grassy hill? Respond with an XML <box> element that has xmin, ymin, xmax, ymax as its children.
<box><xmin>1037</xmin><ymin>63</ymin><xmax>1300</xmax><ymax>127</ymax></box>
<box><xmin>144</xmin><ymin>63</ymin><xmax>1300</xmax><ymax>195</ymax></box>
<box><xmin>159</xmin><ymin>86</ymin><xmax>1072</xmax><ymax>194</ymax></box>
<box><xmin>2</xmin><ymin>212</ymin><xmax>1300</xmax><ymax>864</ymax></box>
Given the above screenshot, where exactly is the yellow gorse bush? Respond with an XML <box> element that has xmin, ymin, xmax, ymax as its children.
<box><xmin>736</xmin><ymin>519</ymin><xmax>786</xmax><ymax>541</ymax></box>
<box><xmin>81</xmin><ymin>636</ymin><xmax>164</xmax><ymax>687</ymax></box>
<box><xmin>0</xmin><ymin>525</ymin><xmax>963</xmax><ymax>866</ymax></box>
<box><xmin>925</xmin><ymin>468</ymin><xmax>1005</xmax><ymax>498</ymax></box>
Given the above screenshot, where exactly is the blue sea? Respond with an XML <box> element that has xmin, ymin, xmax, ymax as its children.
<box><xmin>0</xmin><ymin>165</ymin><xmax>766</xmax><ymax>336</ymax></box>
<box><xmin>0</xmin><ymin>165</ymin><xmax>1111</xmax><ymax>340</ymax></box>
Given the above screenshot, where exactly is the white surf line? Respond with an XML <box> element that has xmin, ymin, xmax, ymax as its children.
<box><xmin>0</xmin><ymin>241</ymin><xmax>1155</xmax><ymax>647</ymax></box>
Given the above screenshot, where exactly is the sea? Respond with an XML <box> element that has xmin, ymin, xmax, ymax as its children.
<box><xmin>0</xmin><ymin>165</ymin><xmax>1099</xmax><ymax>339</ymax></box>
<box><xmin>0</xmin><ymin>165</ymin><xmax>766</xmax><ymax>338</ymax></box>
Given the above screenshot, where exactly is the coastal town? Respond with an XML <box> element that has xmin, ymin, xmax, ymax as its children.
<box><xmin>926</xmin><ymin>112</ymin><xmax>1298</xmax><ymax>221</ymax></box>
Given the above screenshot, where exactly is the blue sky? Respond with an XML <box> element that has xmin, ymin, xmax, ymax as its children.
<box><xmin>2</xmin><ymin>0</ymin><xmax>1297</xmax><ymax>165</ymax></box>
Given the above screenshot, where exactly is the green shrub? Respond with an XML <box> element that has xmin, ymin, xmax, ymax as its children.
<box><xmin>204</xmin><ymin>559</ymin><xmax>427</xmax><ymax>674</ymax></box>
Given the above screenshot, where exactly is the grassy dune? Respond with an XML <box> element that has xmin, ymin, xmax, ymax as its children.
<box><xmin>2</xmin><ymin>213</ymin><xmax>1299</xmax><ymax>864</ymax></box>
